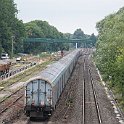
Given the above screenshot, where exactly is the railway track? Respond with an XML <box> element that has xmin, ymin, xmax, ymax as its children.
<box><xmin>0</xmin><ymin>95</ymin><xmax>23</xmax><ymax>115</ymax></box>
<box><xmin>0</xmin><ymin>88</ymin><xmax>24</xmax><ymax>115</ymax></box>
<box><xmin>83</xmin><ymin>55</ymin><xmax>102</xmax><ymax>124</ymax></box>
<box><xmin>0</xmin><ymin>76</ymin><xmax>23</xmax><ymax>92</ymax></box>
<box><xmin>89</xmin><ymin>68</ymin><xmax>102</xmax><ymax>123</ymax></box>
<box><xmin>0</xmin><ymin>63</ymin><xmax>36</xmax><ymax>92</ymax></box>
<box><xmin>0</xmin><ymin>87</ymin><xmax>23</xmax><ymax>104</ymax></box>
<box><xmin>82</xmin><ymin>58</ymin><xmax>85</xmax><ymax>124</ymax></box>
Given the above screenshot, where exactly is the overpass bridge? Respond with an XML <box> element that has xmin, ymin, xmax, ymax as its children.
<box><xmin>23</xmin><ymin>38</ymin><xmax>92</xmax><ymax>49</ymax></box>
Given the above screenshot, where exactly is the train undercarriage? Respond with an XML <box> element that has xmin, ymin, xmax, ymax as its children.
<box><xmin>25</xmin><ymin>105</ymin><xmax>53</xmax><ymax>118</ymax></box>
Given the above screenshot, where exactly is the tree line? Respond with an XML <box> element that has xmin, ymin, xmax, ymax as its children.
<box><xmin>24</xmin><ymin>20</ymin><xmax>66</xmax><ymax>54</ymax></box>
<box><xmin>0</xmin><ymin>0</ymin><xmax>97</xmax><ymax>56</ymax></box>
<box><xmin>0</xmin><ymin>0</ymin><xmax>25</xmax><ymax>56</ymax></box>
<box><xmin>95</xmin><ymin>7</ymin><xmax>124</xmax><ymax>104</ymax></box>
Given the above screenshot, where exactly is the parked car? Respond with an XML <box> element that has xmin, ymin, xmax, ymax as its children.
<box><xmin>16</xmin><ymin>57</ymin><xmax>21</xmax><ymax>62</ymax></box>
<box><xmin>1</xmin><ymin>53</ymin><xmax>9</xmax><ymax>59</ymax></box>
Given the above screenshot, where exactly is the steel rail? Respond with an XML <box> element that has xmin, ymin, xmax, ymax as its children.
<box><xmin>82</xmin><ymin>58</ymin><xmax>85</xmax><ymax>124</ymax></box>
<box><xmin>89</xmin><ymin>68</ymin><xmax>102</xmax><ymax>124</ymax></box>
<box><xmin>0</xmin><ymin>87</ymin><xmax>23</xmax><ymax>104</ymax></box>
<box><xmin>0</xmin><ymin>94</ymin><xmax>23</xmax><ymax>115</ymax></box>
<box><xmin>83</xmin><ymin>50</ymin><xmax>102</xmax><ymax>124</ymax></box>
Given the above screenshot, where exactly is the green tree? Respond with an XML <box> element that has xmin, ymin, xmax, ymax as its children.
<box><xmin>24</xmin><ymin>20</ymin><xmax>65</xmax><ymax>54</ymax></box>
<box><xmin>89</xmin><ymin>33</ymin><xmax>97</xmax><ymax>47</ymax></box>
<box><xmin>0</xmin><ymin>0</ymin><xmax>25</xmax><ymax>56</ymax></box>
<box><xmin>73</xmin><ymin>28</ymin><xmax>85</xmax><ymax>39</ymax></box>
<box><xmin>72</xmin><ymin>29</ymin><xmax>97</xmax><ymax>48</ymax></box>
<box><xmin>95</xmin><ymin>7</ymin><xmax>124</xmax><ymax>99</ymax></box>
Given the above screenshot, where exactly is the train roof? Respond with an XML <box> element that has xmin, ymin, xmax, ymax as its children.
<box><xmin>25</xmin><ymin>49</ymin><xmax>80</xmax><ymax>87</ymax></box>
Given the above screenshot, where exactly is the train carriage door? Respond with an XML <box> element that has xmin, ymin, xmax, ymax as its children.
<box><xmin>39</xmin><ymin>80</ymin><xmax>52</xmax><ymax>106</ymax></box>
<box><xmin>45</xmin><ymin>82</ymin><xmax>52</xmax><ymax>106</ymax></box>
<box><xmin>27</xmin><ymin>80</ymin><xmax>39</xmax><ymax>106</ymax></box>
<box><xmin>25</xmin><ymin>85</ymin><xmax>31</xmax><ymax>105</ymax></box>
<box><xmin>39</xmin><ymin>80</ymin><xmax>45</xmax><ymax>106</ymax></box>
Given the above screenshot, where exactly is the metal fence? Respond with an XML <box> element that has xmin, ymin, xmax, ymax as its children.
<box><xmin>0</xmin><ymin>62</ymin><xmax>36</xmax><ymax>81</ymax></box>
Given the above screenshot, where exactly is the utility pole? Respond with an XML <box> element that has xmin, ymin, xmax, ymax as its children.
<box><xmin>11</xmin><ymin>36</ymin><xmax>14</xmax><ymax>59</ymax></box>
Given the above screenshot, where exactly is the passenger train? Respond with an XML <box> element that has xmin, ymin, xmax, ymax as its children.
<box><xmin>24</xmin><ymin>49</ymin><xmax>81</xmax><ymax>118</ymax></box>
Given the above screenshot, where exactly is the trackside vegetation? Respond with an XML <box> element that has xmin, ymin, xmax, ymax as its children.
<box><xmin>95</xmin><ymin>7</ymin><xmax>124</xmax><ymax>108</ymax></box>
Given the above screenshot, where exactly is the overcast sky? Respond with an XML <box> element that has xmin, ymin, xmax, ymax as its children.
<box><xmin>14</xmin><ymin>0</ymin><xmax>124</xmax><ymax>35</ymax></box>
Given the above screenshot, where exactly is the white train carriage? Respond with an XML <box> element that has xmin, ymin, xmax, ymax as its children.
<box><xmin>24</xmin><ymin>49</ymin><xmax>81</xmax><ymax>118</ymax></box>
